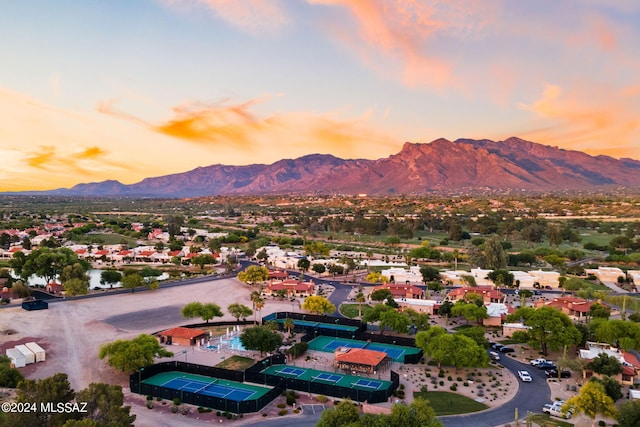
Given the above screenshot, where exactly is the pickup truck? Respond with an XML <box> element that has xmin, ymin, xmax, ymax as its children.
<box><xmin>530</xmin><ymin>358</ymin><xmax>547</xmax><ymax>366</ymax></box>
<box><xmin>517</xmin><ymin>370</ymin><xmax>532</xmax><ymax>382</ymax></box>
<box><xmin>542</xmin><ymin>402</ymin><xmax>572</xmax><ymax>419</ymax></box>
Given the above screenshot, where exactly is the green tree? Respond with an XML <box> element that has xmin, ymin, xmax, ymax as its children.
<box><xmin>379</xmin><ymin>309</ymin><xmax>410</xmax><ymax>335</ymax></box>
<box><xmin>13</xmin><ymin>247</ymin><xmax>85</xmax><ymax>284</ymax></box>
<box><xmin>99</xmin><ymin>334</ymin><xmax>173</xmax><ymax>373</ymax></box>
<box><xmin>237</xmin><ymin>265</ymin><xmax>269</xmax><ymax>285</ymax></box>
<box><xmin>297</xmin><ymin>258</ymin><xmax>311</xmax><ymax>271</ymax></box>
<box><xmin>589</xmin><ymin>302</ymin><xmax>611</xmax><ymax>320</ymax></box>
<box><xmin>369</xmin><ymin>288</ymin><xmax>392</xmax><ymax>302</ymax></box>
<box><xmin>283</xmin><ymin>317</ymin><xmax>295</xmax><ymax>335</ymax></box>
<box><xmin>181</xmin><ymin>302</ymin><xmax>223</xmax><ymax>323</ymax></box>
<box><xmin>418</xmin><ymin>331</ymin><xmax>488</xmax><ymax>371</ymax></box>
<box><xmin>589</xmin><ymin>376</ymin><xmax>623</xmax><ymax>401</ymax></box>
<box><xmin>63</xmin><ymin>278</ymin><xmax>89</xmax><ymax>296</ymax></box>
<box><xmin>518</xmin><ymin>289</ymin><xmax>533</xmax><ymax>307</ymax></box>
<box><xmin>301</xmin><ymin>295</ymin><xmax>336</xmax><ymax>315</ymax></box>
<box><xmin>304</xmin><ymin>241</ymin><xmax>330</xmax><ymax>257</ymax></box>
<box><xmin>618</xmin><ymin>399</ymin><xmax>640</xmax><ymax>427</ymax></box>
<box><xmin>420</xmin><ymin>265</ymin><xmax>440</xmax><ymax>283</ymax></box>
<box><xmin>592</xmin><ymin>319</ymin><xmax>640</xmax><ymax>350</ymax></box>
<box><xmin>312</xmin><ymin>263</ymin><xmax>326</xmax><ymax>274</ymax></box>
<box><xmin>386</xmin><ymin>398</ymin><xmax>442</xmax><ymax>427</ymax></box>
<box><xmin>192</xmin><ymin>254</ymin><xmax>217</xmax><ymax>270</ymax></box>
<box><xmin>100</xmin><ymin>269</ymin><xmax>122</xmax><ymax>287</ymax></box>
<box><xmin>586</xmin><ymin>353</ymin><xmax>623</xmax><ymax>376</ymax></box>
<box><xmin>404</xmin><ymin>308</ymin><xmax>430</xmax><ymax>331</ymax></box>
<box><xmin>563</xmin><ymin>381</ymin><xmax>617</xmax><ymax>427</ymax></box>
<box><xmin>0</xmin><ymin>355</ymin><xmax>24</xmax><ymax>387</ymax></box>
<box><xmin>120</xmin><ymin>273</ymin><xmax>152</xmax><ymax>293</ymax></box>
<box><xmin>506</xmin><ymin>306</ymin><xmax>581</xmax><ymax>355</ymax></box>
<box><xmin>227</xmin><ymin>303</ymin><xmax>253</xmax><ymax>322</ymax></box>
<box><xmin>316</xmin><ymin>399</ymin><xmax>361</xmax><ymax>427</ymax></box>
<box><xmin>354</xmin><ymin>291</ymin><xmax>366</xmax><ymax>317</ymax></box>
<box><xmin>239</xmin><ymin>326</ymin><xmax>283</xmax><ymax>356</ymax></box>
<box><xmin>74</xmin><ymin>383</ymin><xmax>136</xmax><ymax>426</ymax></box>
<box><xmin>457</xmin><ymin>326</ymin><xmax>489</xmax><ymax>348</ymax></box>
<box><xmin>7</xmin><ymin>373</ymin><xmax>77</xmax><ymax>427</ymax></box>
<box><xmin>487</xmin><ymin>269</ymin><xmax>514</xmax><ymax>287</ymax></box>
<box><xmin>451</xmin><ymin>301</ymin><xmax>488</xmax><ymax>325</ymax></box>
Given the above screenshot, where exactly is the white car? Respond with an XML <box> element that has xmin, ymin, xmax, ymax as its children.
<box><xmin>530</xmin><ymin>358</ymin><xmax>547</xmax><ymax>366</ymax></box>
<box><xmin>543</xmin><ymin>402</ymin><xmax>572</xmax><ymax>419</ymax></box>
<box><xmin>518</xmin><ymin>370</ymin><xmax>532</xmax><ymax>382</ymax></box>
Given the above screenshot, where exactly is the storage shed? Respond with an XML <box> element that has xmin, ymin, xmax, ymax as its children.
<box><xmin>5</xmin><ymin>348</ymin><xmax>26</xmax><ymax>368</ymax></box>
<box><xmin>14</xmin><ymin>344</ymin><xmax>35</xmax><ymax>364</ymax></box>
<box><xmin>24</xmin><ymin>342</ymin><xmax>46</xmax><ymax>362</ymax></box>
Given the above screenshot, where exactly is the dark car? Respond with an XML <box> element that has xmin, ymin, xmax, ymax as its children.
<box><xmin>546</xmin><ymin>369</ymin><xmax>571</xmax><ymax>378</ymax></box>
<box><xmin>491</xmin><ymin>343</ymin><xmax>504</xmax><ymax>351</ymax></box>
<box><xmin>538</xmin><ymin>362</ymin><xmax>558</xmax><ymax>370</ymax></box>
<box><xmin>499</xmin><ymin>346</ymin><xmax>515</xmax><ymax>353</ymax></box>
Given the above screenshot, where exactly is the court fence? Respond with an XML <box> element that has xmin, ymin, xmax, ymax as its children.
<box><xmin>263</xmin><ymin>311</ymin><xmax>365</xmax><ymax>338</ymax></box>
<box><xmin>130</xmin><ymin>360</ymin><xmax>284</xmax><ymax>414</ymax></box>
<box><xmin>245</xmin><ymin>355</ymin><xmax>398</xmax><ymax>404</ymax></box>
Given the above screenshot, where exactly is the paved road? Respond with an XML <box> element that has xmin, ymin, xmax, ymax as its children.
<box><xmin>243</xmin><ymin>405</ymin><xmax>324</xmax><ymax>427</ymax></box>
<box><xmin>440</xmin><ymin>354</ymin><xmax>550</xmax><ymax>427</ymax></box>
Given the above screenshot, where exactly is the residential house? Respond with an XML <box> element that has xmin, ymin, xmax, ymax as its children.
<box><xmin>445</xmin><ymin>286</ymin><xmax>505</xmax><ymax>304</ymax></box>
<box><xmin>579</xmin><ymin>342</ymin><xmax>640</xmax><ymax>385</ymax></box>
<box><xmin>372</xmin><ymin>283</ymin><xmax>424</xmax><ymax>300</ymax></box>
<box><xmin>157</xmin><ymin>327</ymin><xmax>209</xmax><ymax>346</ymax></box>
<box><xmin>265</xmin><ymin>278</ymin><xmax>315</xmax><ymax>297</ymax></box>
<box><xmin>534</xmin><ymin>296</ymin><xmax>601</xmax><ymax>322</ymax></box>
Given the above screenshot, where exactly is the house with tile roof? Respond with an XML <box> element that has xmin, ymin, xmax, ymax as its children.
<box><xmin>265</xmin><ymin>278</ymin><xmax>315</xmax><ymax>297</ymax></box>
<box><xmin>157</xmin><ymin>327</ymin><xmax>209</xmax><ymax>346</ymax></box>
<box><xmin>533</xmin><ymin>296</ymin><xmax>604</xmax><ymax>322</ymax></box>
<box><xmin>372</xmin><ymin>283</ymin><xmax>424</xmax><ymax>300</ymax></box>
<box><xmin>445</xmin><ymin>286</ymin><xmax>505</xmax><ymax>304</ymax></box>
<box><xmin>579</xmin><ymin>342</ymin><xmax>640</xmax><ymax>385</ymax></box>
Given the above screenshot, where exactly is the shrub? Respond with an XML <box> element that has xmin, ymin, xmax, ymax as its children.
<box><xmin>294</xmin><ymin>408</ymin><xmax>300</xmax><ymax>414</ymax></box>
<box><xmin>198</xmin><ymin>407</ymin><xmax>206</xmax><ymax>413</ymax></box>
<box><xmin>598</xmin><ymin>422</ymin><xmax>605</xmax><ymax>427</ymax></box>
<box><xmin>278</xmin><ymin>409</ymin><xmax>289</xmax><ymax>416</ymax></box>
<box><xmin>216</xmin><ymin>411</ymin><xmax>221</xmax><ymax>416</ymax></box>
<box><xmin>173</xmin><ymin>398</ymin><xmax>181</xmax><ymax>406</ymax></box>
<box><xmin>316</xmin><ymin>395</ymin><xmax>328</xmax><ymax>403</ymax></box>
<box><xmin>146</xmin><ymin>401</ymin><xmax>154</xmax><ymax>409</ymax></box>
<box><xmin>400</xmin><ymin>384</ymin><xmax>405</xmax><ymax>390</ymax></box>
<box><xmin>447</xmin><ymin>376</ymin><xmax>452</xmax><ymax>381</ymax></box>
<box><xmin>277</xmin><ymin>403</ymin><xmax>286</xmax><ymax>409</ymax></box>
<box><xmin>286</xmin><ymin>342</ymin><xmax>309</xmax><ymax>358</ymax></box>
<box><xmin>463</xmin><ymin>382</ymin><xmax>469</xmax><ymax>387</ymax></box>
<box><xmin>156</xmin><ymin>397</ymin><xmax>162</xmax><ymax>402</ymax></box>
<box><xmin>450</xmin><ymin>385</ymin><xmax>457</xmax><ymax>391</ymax></box>
<box><xmin>171</xmin><ymin>406</ymin><xmax>178</xmax><ymax>413</ymax></box>
<box><xmin>286</xmin><ymin>396</ymin><xmax>296</xmax><ymax>406</ymax></box>
<box><xmin>439</xmin><ymin>381</ymin><xmax>444</xmax><ymax>386</ymax></box>
<box><xmin>146</xmin><ymin>395</ymin><xmax>153</xmax><ymax>401</ymax></box>
<box><xmin>457</xmin><ymin>377</ymin><xmax>463</xmax><ymax>382</ymax></box>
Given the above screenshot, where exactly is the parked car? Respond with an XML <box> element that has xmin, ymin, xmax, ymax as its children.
<box><xmin>543</xmin><ymin>402</ymin><xmax>572</xmax><ymax>419</ymax></box>
<box><xmin>489</xmin><ymin>351</ymin><xmax>501</xmax><ymax>361</ymax></box>
<box><xmin>518</xmin><ymin>370</ymin><xmax>532</xmax><ymax>382</ymax></box>
<box><xmin>530</xmin><ymin>358</ymin><xmax>547</xmax><ymax>366</ymax></box>
<box><xmin>500</xmin><ymin>346</ymin><xmax>515</xmax><ymax>353</ymax></box>
<box><xmin>491</xmin><ymin>343</ymin><xmax>503</xmax><ymax>350</ymax></box>
<box><xmin>538</xmin><ymin>362</ymin><xmax>558</xmax><ymax>370</ymax></box>
<box><xmin>533</xmin><ymin>290</ymin><xmax>542</xmax><ymax>295</ymax></box>
<box><xmin>546</xmin><ymin>369</ymin><xmax>571</xmax><ymax>378</ymax></box>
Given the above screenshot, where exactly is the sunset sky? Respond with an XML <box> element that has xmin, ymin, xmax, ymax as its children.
<box><xmin>1</xmin><ymin>0</ymin><xmax>639</xmax><ymax>191</ymax></box>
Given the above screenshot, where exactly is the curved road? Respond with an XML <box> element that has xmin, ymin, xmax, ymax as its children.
<box><xmin>441</xmin><ymin>354</ymin><xmax>550</xmax><ymax>427</ymax></box>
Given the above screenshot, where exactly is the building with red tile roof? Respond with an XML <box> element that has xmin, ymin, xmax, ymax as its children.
<box><xmin>333</xmin><ymin>348</ymin><xmax>391</xmax><ymax>374</ymax></box>
<box><xmin>265</xmin><ymin>279</ymin><xmax>315</xmax><ymax>297</ymax></box>
<box><xmin>372</xmin><ymin>283</ymin><xmax>424</xmax><ymax>299</ymax></box>
<box><xmin>445</xmin><ymin>286</ymin><xmax>505</xmax><ymax>304</ymax></box>
<box><xmin>534</xmin><ymin>296</ymin><xmax>598</xmax><ymax>321</ymax></box>
<box><xmin>157</xmin><ymin>327</ymin><xmax>209</xmax><ymax>346</ymax></box>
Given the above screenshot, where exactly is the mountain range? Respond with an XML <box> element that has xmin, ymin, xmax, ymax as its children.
<box><xmin>34</xmin><ymin>137</ymin><xmax>640</xmax><ymax>197</ymax></box>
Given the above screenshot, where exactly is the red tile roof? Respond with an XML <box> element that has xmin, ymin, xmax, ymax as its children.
<box><xmin>334</xmin><ymin>348</ymin><xmax>388</xmax><ymax>366</ymax></box>
<box><xmin>159</xmin><ymin>327</ymin><xmax>208</xmax><ymax>339</ymax></box>
<box><xmin>267</xmin><ymin>279</ymin><xmax>314</xmax><ymax>292</ymax></box>
<box><xmin>373</xmin><ymin>283</ymin><xmax>423</xmax><ymax>297</ymax></box>
<box><xmin>447</xmin><ymin>286</ymin><xmax>504</xmax><ymax>300</ymax></box>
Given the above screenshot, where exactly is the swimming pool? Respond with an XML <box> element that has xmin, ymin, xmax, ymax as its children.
<box><xmin>225</xmin><ymin>336</ymin><xmax>246</xmax><ymax>351</ymax></box>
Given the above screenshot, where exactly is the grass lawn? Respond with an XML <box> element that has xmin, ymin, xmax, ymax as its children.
<box><xmin>214</xmin><ymin>355</ymin><xmax>255</xmax><ymax>371</ymax></box>
<box><xmin>70</xmin><ymin>232</ymin><xmax>138</xmax><ymax>246</ymax></box>
<box><xmin>413</xmin><ymin>391</ymin><xmax>488</xmax><ymax>415</ymax></box>
<box><xmin>527</xmin><ymin>414</ymin><xmax>573</xmax><ymax>427</ymax></box>
<box><xmin>339</xmin><ymin>303</ymin><xmax>373</xmax><ymax>319</ymax></box>
<box><xmin>451</xmin><ymin>324</ymin><xmax>474</xmax><ymax>331</ymax></box>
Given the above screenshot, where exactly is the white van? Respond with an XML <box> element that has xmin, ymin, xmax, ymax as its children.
<box><xmin>489</xmin><ymin>351</ymin><xmax>500</xmax><ymax>361</ymax></box>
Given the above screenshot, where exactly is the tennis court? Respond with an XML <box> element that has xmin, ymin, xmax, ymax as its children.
<box><xmin>276</xmin><ymin>318</ymin><xmax>360</xmax><ymax>332</ymax></box>
<box><xmin>306</xmin><ymin>335</ymin><xmax>420</xmax><ymax>362</ymax></box>
<box><xmin>142</xmin><ymin>371</ymin><xmax>271</xmax><ymax>401</ymax></box>
<box><xmin>261</xmin><ymin>365</ymin><xmax>393</xmax><ymax>392</ymax></box>
<box><xmin>271</xmin><ymin>366</ymin><xmax>306</xmax><ymax>377</ymax></box>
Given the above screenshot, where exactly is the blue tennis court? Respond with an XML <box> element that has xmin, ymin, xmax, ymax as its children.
<box><xmin>366</xmin><ymin>343</ymin><xmax>405</xmax><ymax>360</ymax></box>
<box><xmin>273</xmin><ymin>366</ymin><xmax>306</xmax><ymax>377</ymax></box>
<box><xmin>311</xmin><ymin>372</ymin><xmax>342</xmax><ymax>383</ymax></box>
<box><xmin>274</xmin><ymin>318</ymin><xmax>360</xmax><ymax>332</ymax></box>
<box><xmin>321</xmin><ymin>339</ymin><xmax>368</xmax><ymax>352</ymax></box>
<box><xmin>352</xmin><ymin>378</ymin><xmax>384</xmax><ymax>390</ymax></box>
<box><xmin>162</xmin><ymin>377</ymin><xmax>255</xmax><ymax>401</ymax></box>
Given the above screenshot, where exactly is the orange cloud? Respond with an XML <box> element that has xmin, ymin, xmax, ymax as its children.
<box><xmin>76</xmin><ymin>146</ymin><xmax>106</xmax><ymax>160</ymax></box>
<box><xmin>25</xmin><ymin>146</ymin><xmax>57</xmax><ymax>169</ymax></box>
<box><xmin>167</xmin><ymin>0</ymin><xmax>289</xmax><ymax>34</ymax></box>
<box><xmin>308</xmin><ymin>0</ymin><xmax>495</xmax><ymax>89</ymax></box>
<box><xmin>517</xmin><ymin>83</ymin><xmax>640</xmax><ymax>158</ymax></box>
<box><xmin>150</xmin><ymin>98</ymin><xmax>398</xmax><ymax>158</ymax></box>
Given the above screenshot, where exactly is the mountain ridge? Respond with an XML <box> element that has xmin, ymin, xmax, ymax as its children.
<box><xmin>13</xmin><ymin>137</ymin><xmax>640</xmax><ymax>197</ymax></box>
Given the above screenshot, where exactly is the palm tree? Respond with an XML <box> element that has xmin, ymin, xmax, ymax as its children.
<box><xmin>355</xmin><ymin>291</ymin><xmax>366</xmax><ymax>318</ymax></box>
<box><xmin>283</xmin><ymin>317</ymin><xmax>295</xmax><ymax>336</ymax></box>
<box><xmin>250</xmin><ymin>291</ymin><xmax>264</xmax><ymax>324</ymax></box>
<box><xmin>254</xmin><ymin>298</ymin><xmax>265</xmax><ymax>325</ymax></box>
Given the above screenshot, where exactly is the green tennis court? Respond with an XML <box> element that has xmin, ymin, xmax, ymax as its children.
<box><xmin>142</xmin><ymin>371</ymin><xmax>271</xmax><ymax>401</ymax></box>
<box><xmin>262</xmin><ymin>365</ymin><xmax>392</xmax><ymax>392</ymax></box>
<box><xmin>306</xmin><ymin>335</ymin><xmax>420</xmax><ymax>362</ymax></box>
<box><xmin>275</xmin><ymin>318</ymin><xmax>360</xmax><ymax>332</ymax></box>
